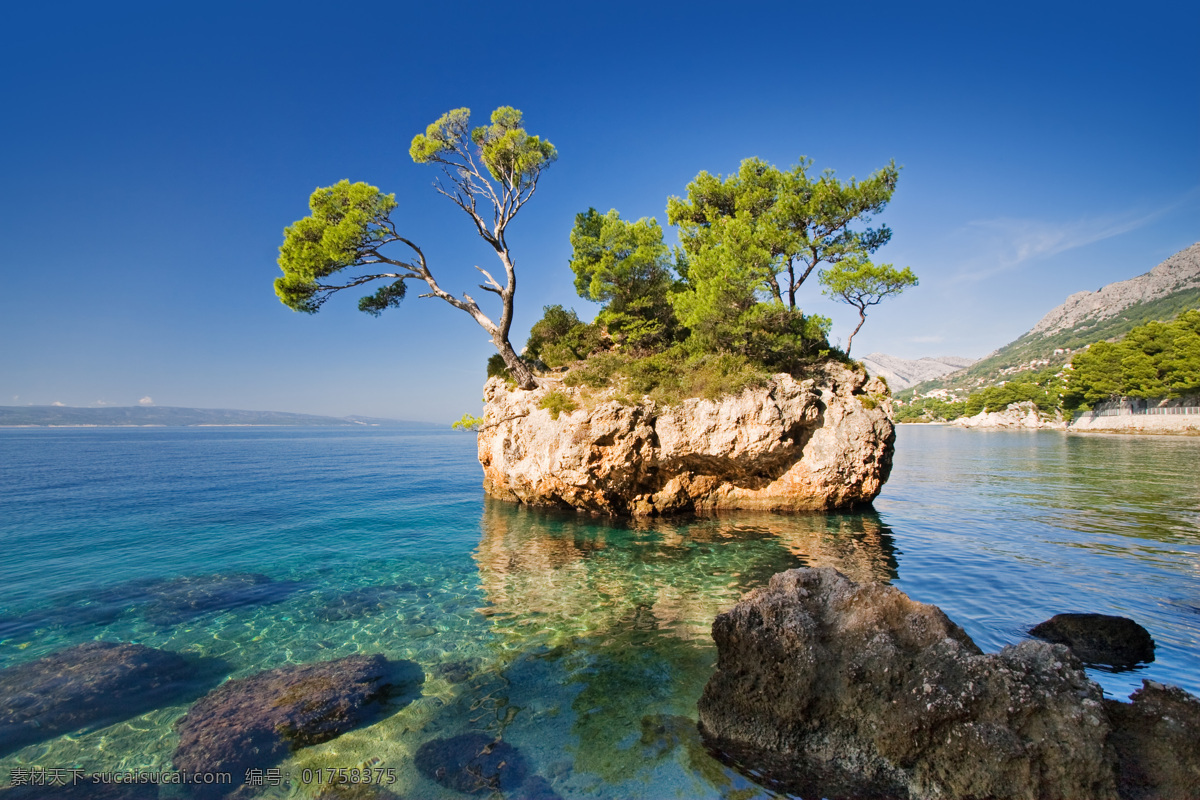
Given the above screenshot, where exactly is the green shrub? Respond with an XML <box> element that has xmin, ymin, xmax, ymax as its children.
<box><xmin>487</xmin><ymin>353</ymin><xmax>511</xmax><ymax>380</ymax></box>
<box><xmin>538</xmin><ymin>391</ymin><xmax>579</xmax><ymax>420</ymax></box>
<box><xmin>563</xmin><ymin>352</ymin><xmax>627</xmax><ymax>388</ymax></box>
<box><xmin>525</xmin><ymin>305</ymin><xmax>606</xmax><ymax>368</ymax></box>
<box><xmin>451</xmin><ymin>413</ymin><xmax>484</xmax><ymax>431</ymax></box>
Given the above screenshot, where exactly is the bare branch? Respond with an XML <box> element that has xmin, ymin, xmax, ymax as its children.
<box><xmin>474</xmin><ymin>265</ymin><xmax>504</xmax><ymax>292</ymax></box>
<box><xmin>478</xmin><ymin>412</ymin><xmax>529</xmax><ymax>431</ymax></box>
<box><xmin>314</xmin><ymin>273</ymin><xmax>406</xmax><ymax>291</ymax></box>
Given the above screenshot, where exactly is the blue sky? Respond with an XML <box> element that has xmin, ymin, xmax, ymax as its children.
<box><xmin>2</xmin><ymin>1</ymin><xmax>1197</xmax><ymax>421</ymax></box>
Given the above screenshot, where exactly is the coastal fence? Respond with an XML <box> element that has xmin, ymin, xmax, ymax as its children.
<box><xmin>1092</xmin><ymin>406</ymin><xmax>1200</xmax><ymax>417</ymax></box>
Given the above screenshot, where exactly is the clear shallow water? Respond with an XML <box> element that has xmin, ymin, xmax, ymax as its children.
<box><xmin>0</xmin><ymin>424</ymin><xmax>1196</xmax><ymax>799</ymax></box>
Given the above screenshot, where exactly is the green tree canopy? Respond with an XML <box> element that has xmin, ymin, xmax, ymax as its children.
<box><xmin>667</xmin><ymin>156</ymin><xmax>899</xmax><ymax>308</ymax></box>
<box><xmin>567</xmin><ymin>208</ymin><xmax>678</xmax><ymax>348</ymax></box>
<box><xmin>275</xmin><ymin>106</ymin><xmax>556</xmax><ymax>390</ymax></box>
<box><xmin>1064</xmin><ymin>310</ymin><xmax>1200</xmax><ymax>408</ymax></box>
<box><xmin>819</xmin><ymin>256</ymin><xmax>918</xmax><ymax>356</ymax></box>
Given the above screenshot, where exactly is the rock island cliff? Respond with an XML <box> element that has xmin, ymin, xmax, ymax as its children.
<box><xmin>476</xmin><ymin>362</ymin><xmax>894</xmax><ymax>516</ymax></box>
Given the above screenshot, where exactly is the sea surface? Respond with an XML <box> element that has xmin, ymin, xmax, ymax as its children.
<box><xmin>0</xmin><ymin>424</ymin><xmax>1197</xmax><ymax>798</ymax></box>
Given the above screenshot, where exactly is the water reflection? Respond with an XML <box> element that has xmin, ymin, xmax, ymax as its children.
<box><xmin>474</xmin><ymin>499</ymin><xmax>900</xmax><ymax>644</ymax></box>
<box><xmin>465</xmin><ymin>500</ymin><xmax>903</xmax><ymax>796</ymax></box>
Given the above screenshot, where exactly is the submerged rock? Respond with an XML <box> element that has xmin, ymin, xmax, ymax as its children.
<box><xmin>134</xmin><ymin>572</ymin><xmax>305</xmax><ymax>625</ymax></box>
<box><xmin>477</xmin><ymin>362</ymin><xmax>893</xmax><ymax>516</ymax></box>
<box><xmin>414</xmin><ymin>733</ymin><xmax>529</xmax><ymax>795</ymax></box>
<box><xmin>1</xmin><ymin>778</ymin><xmax>161</xmax><ymax>799</ymax></box>
<box><xmin>433</xmin><ymin>657</ymin><xmax>481</xmax><ymax>684</ymax></box>
<box><xmin>699</xmin><ymin>567</ymin><xmax>1118</xmax><ymax>799</ymax></box>
<box><xmin>173</xmin><ymin>655</ymin><xmax>420</xmax><ymax>796</ymax></box>
<box><xmin>314</xmin><ymin>585</ymin><xmax>406</xmax><ymax>622</ymax></box>
<box><xmin>0</xmin><ymin>641</ymin><xmax>203</xmax><ymax>755</ymax></box>
<box><xmin>0</xmin><ymin>573</ymin><xmax>304</xmax><ymax>639</ymax></box>
<box><xmin>1030</xmin><ymin>612</ymin><xmax>1156</xmax><ymax>669</ymax></box>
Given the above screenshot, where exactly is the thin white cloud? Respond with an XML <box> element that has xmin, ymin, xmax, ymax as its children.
<box><xmin>139</xmin><ymin>396</ymin><xmax>154</xmax><ymax>406</ymax></box>
<box><xmin>948</xmin><ymin>191</ymin><xmax>1196</xmax><ymax>283</ymax></box>
<box><xmin>94</xmin><ymin>400</ymin><xmax>110</xmax><ymax>406</ymax></box>
<box><xmin>52</xmin><ymin>401</ymin><xmax>65</xmax><ymax>407</ymax></box>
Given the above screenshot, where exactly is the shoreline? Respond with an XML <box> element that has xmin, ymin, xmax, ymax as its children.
<box><xmin>898</xmin><ymin>420</ymin><xmax>1200</xmax><ymax>437</ymax></box>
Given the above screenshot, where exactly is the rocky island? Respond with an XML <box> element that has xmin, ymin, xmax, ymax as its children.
<box><xmin>477</xmin><ymin>362</ymin><xmax>894</xmax><ymax>516</ymax></box>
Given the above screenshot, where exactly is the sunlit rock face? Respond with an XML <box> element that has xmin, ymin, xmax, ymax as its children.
<box><xmin>478</xmin><ymin>363</ymin><xmax>894</xmax><ymax>516</ymax></box>
<box><xmin>699</xmin><ymin>567</ymin><xmax>1200</xmax><ymax>800</ymax></box>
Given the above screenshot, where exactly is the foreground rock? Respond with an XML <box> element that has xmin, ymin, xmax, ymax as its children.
<box><xmin>0</xmin><ymin>641</ymin><xmax>202</xmax><ymax>755</ymax></box>
<box><xmin>1106</xmin><ymin>681</ymin><xmax>1200</xmax><ymax>800</ymax></box>
<box><xmin>1030</xmin><ymin>613</ymin><xmax>1156</xmax><ymax>669</ymax></box>
<box><xmin>478</xmin><ymin>362</ymin><xmax>893</xmax><ymax>516</ymax></box>
<box><xmin>174</xmin><ymin>655</ymin><xmax>420</xmax><ymax>797</ymax></box>
<box><xmin>699</xmin><ymin>568</ymin><xmax>1199</xmax><ymax>799</ymax></box>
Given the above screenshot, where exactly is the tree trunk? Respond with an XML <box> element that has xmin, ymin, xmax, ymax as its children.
<box><xmin>786</xmin><ymin>258</ymin><xmax>797</xmax><ymax>309</ymax></box>
<box><xmin>846</xmin><ymin>309</ymin><xmax>866</xmax><ymax>357</ymax></box>
<box><xmin>494</xmin><ymin>337</ymin><xmax>538</xmax><ymax>390</ymax></box>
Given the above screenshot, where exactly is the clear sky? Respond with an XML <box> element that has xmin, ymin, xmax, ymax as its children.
<box><xmin>2</xmin><ymin>1</ymin><xmax>1197</xmax><ymax>422</ymax></box>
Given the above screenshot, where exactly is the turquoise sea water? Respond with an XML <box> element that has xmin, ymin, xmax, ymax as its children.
<box><xmin>0</xmin><ymin>425</ymin><xmax>1197</xmax><ymax>798</ymax></box>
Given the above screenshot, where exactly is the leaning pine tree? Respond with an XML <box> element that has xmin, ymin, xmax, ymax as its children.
<box><xmin>273</xmin><ymin>106</ymin><xmax>555</xmax><ymax>390</ymax></box>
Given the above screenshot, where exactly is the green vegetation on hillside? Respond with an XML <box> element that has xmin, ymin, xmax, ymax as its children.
<box><xmin>1064</xmin><ymin>309</ymin><xmax>1200</xmax><ymax>410</ymax></box>
<box><xmin>901</xmin><ymin>287</ymin><xmax>1200</xmax><ymax>402</ymax></box>
<box><xmin>895</xmin><ymin>310</ymin><xmax>1200</xmax><ymax>422</ymax></box>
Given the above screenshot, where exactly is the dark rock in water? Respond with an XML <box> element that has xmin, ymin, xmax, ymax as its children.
<box><xmin>174</xmin><ymin>655</ymin><xmax>421</xmax><ymax>797</ymax></box>
<box><xmin>2</xmin><ymin>778</ymin><xmax>161</xmax><ymax>798</ymax></box>
<box><xmin>699</xmin><ymin>567</ymin><xmax>1119</xmax><ymax>800</ymax></box>
<box><xmin>315</xmin><ymin>585</ymin><xmax>405</xmax><ymax>622</ymax></box>
<box><xmin>315</xmin><ymin>782</ymin><xmax>402</xmax><ymax>800</ymax></box>
<box><xmin>0</xmin><ymin>641</ymin><xmax>203</xmax><ymax>756</ymax></box>
<box><xmin>1029</xmin><ymin>612</ymin><xmax>1155</xmax><ymax>669</ymax></box>
<box><xmin>0</xmin><ymin>573</ymin><xmax>308</xmax><ymax>639</ymax></box>
<box><xmin>433</xmin><ymin>657</ymin><xmax>481</xmax><ymax>684</ymax></box>
<box><xmin>1106</xmin><ymin>680</ymin><xmax>1200</xmax><ymax>800</ymax></box>
<box><xmin>414</xmin><ymin>733</ymin><xmax>529</xmax><ymax>795</ymax></box>
<box><xmin>136</xmin><ymin>572</ymin><xmax>305</xmax><ymax>625</ymax></box>
<box><xmin>0</xmin><ymin>599</ymin><xmax>132</xmax><ymax>639</ymax></box>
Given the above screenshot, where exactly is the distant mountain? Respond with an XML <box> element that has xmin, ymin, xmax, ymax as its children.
<box><xmin>901</xmin><ymin>242</ymin><xmax>1200</xmax><ymax>398</ymax></box>
<box><xmin>0</xmin><ymin>406</ymin><xmax>407</xmax><ymax>427</ymax></box>
<box><xmin>859</xmin><ymin>353</ymin><xmax>976</xmax><ymax>391</ymax></box>
<box><xmin>1028</xmin><ymin>243</ymin><xmax>1200</xmax><ymax>337</ymax></box>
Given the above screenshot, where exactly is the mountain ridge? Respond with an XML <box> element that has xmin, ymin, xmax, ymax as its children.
<box><xmin>899</xmin><ymin>242</ymin><xmax>1200</xmax><ymax>398</ymax></box>
<box><xmin>859</xmin><ymin>353</ymin><xmax>976</xmax><ymax>391</ymax></box>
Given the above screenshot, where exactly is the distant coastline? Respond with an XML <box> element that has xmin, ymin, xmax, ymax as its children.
<box><xmin>0</xmin><ymin>406</ymin><xmax>413</xmax><ymax>428</ymax></box>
